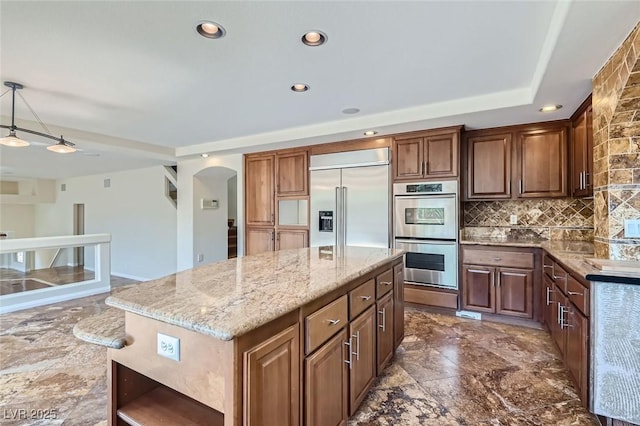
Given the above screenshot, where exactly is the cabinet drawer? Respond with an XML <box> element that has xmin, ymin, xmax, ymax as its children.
<box><xmin>349</xmin><ymin>279</ymin><xmax>375</xmax><ymax>319</ymax></box>
<box><xmin>551</xmin><ymin>262</ymin><xmax>568</xmax><ymax>293</ymax></box>
<box><xmin>376</xmin><ymin>269</ymin><xmax>393</xmax><ymax>299</ymax></box>
<box><xmin>463</xmin><ymin>249</ymin><xmax>534</xmax><ymax>269</ymax></box>
<box><xmin>305</xmin><ymin>295</ymin><xmax>348</xmax><ymax>354</ymax></box>
<box><xmin>566</xmin><ymin>275</ymin><xmax>589</xmax><ymax>316</ymax></box>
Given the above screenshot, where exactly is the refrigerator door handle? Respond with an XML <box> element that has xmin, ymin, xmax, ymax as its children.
<box><xmin>335</xmin><ymin>186</ymin><xmax>340</xmax><ymax>247</ymax></box>
<box><xmin>342</xmin><ymin>186</ymin><xmax>347</xmax><ymax>246</ymax></box>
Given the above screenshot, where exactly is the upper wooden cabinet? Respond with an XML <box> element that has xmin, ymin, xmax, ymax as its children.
<box><xmin>466</xmin><ymin>133</ymin><xmax>512</xmax><ymax>199</ymax></box>
<box><xmin>516</xmin><ymin>125</ymin><xmax>568</xmax><ymax>198</ymax></box>
<box><xmin>276</xmin><ymin>151</ymin><xmax>308</xmax><ymax>196</ymax></box>
<box><xmin>393</xmin><ymin>127</ymin><xmax>460</xmax><ymax>181</ymax></box>
<box><xmin>464</xmin><ymin>121</ymin><xmax>569</xmax><ymax>200</ymax></box>
<box><xmin>246</xmin><ymin>154</ymin><xmax>275</xmax><ymax>226</ymax></box>
<box><xmin>570</xmin><ymin>96</ymin><xmax>593</xmax><ymax>198</ymax></box>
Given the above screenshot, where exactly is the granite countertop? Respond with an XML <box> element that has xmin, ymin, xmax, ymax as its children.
<box><xmin>106</xmin><ymin>246</ymin><xmax>404</xmax><ymax>341</ymax></box>
<box><xmin>73</xmin><ymin>307</ymin><xmax>126</xmax><ymax>349</ymax></box>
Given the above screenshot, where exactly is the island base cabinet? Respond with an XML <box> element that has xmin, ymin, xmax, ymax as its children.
<box><xmin>305</xmin><ymin>329</ymin><xmax>349</xmax><ymax>426</ymax></box>
<box><xmin>393</xmin><ymin>263</ymin><xmax>405</xmax><ymax>349</ymax></box>
<box><xmin>243</xmin><ymin>324</ymin><xmax>300</xmax><ymax>426</ymax></box>
<box><xmin>376</xmin><ymin>292</ymin><xmax>395</xmax><ymax>375</ymax></box>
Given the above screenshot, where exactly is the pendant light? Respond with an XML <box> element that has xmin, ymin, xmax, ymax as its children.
<box><xmin>0</xmin><ymin>81</ymin><xmax>77</xmax><ymax>153</ymax></box>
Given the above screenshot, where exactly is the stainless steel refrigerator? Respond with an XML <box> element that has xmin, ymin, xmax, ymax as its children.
<box><xmin>310</xmin><ymin>148</ymin><xmax>390</xmax><ymax>248</ymax></box>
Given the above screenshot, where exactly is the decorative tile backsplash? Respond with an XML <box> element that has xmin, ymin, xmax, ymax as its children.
<box><xmin>464</xmin><ymin>198</ymin><xmax>594</xmax><ymax>241</ymax></box>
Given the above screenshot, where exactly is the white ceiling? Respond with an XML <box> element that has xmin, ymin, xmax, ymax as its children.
<box><xmin>1</xmin><ymin>1</ymin><xmax>639</xmax><ymax>180</ymax></box>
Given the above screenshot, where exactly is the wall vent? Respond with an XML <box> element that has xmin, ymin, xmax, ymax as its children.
<box><xmin>104</xmin><ymin>178</ymin><xmax>111</xmax><ymax>188</ymax></box>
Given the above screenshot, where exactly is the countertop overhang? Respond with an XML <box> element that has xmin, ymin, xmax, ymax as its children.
<box><xmin>106</xmin><ymin>246</ymin><xmax>404</xmax><ymax>341</ymax></box>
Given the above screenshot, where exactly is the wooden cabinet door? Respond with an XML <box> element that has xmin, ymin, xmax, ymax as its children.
<box><xmin>376</xmin><ymin>292</ymin><xmax>395</xmax><ymax>375</ymax></box>
<box><xmin>542</xmin><ymin>274</ymin><xmax>555</xmax><ymax>329</ymax></box>
<box><xmin>393</xmin><ymin>263</ymin><xmax>405</xmax><ymax>349</ymax></box>
<box><xmin>565</xmin><ymin>303</ymin><xmax>589</xmax><ymax>406</ymax></box>
<box><xmin>246</xmin><ymin>228</ymin><xmax>274</xmax><ymax>255</ymax></box>
<box><xmin>348</xmin><ymin>306</ymin><xmax>376</xmax><ymax>415</ymax></box>
<box><xmin>276</xmin><ymin>151</ymin><xmax>308</xmax><ymax>196</ymax></box>
<box><xmin>244</xmin><ymin>324</ymin><xmax>300</xmax><ymax>426</ymax></box>
<box><xmin>276</xmin><ymin>229</ymin><xmax>308</xmax><ymax>251</ymax></box>
<box><xmin>466</xmin><ymin>133</ymin><xmax>512</xmax><ymax>199</ymax></box>
<box><xmin>425</xmin><ymin>133</ymin><xmax>457</xmax><ymax>177</ymax></box>
<box><xmin>462</xmin><ymin>265</ymin><xmax>495</xmax><ymax>313</ymax></box>
<box><xmin>571</xmin><ymin>103</ymin><xmax>593</xmax><ymax>198</ymax></box>
<box><xmin>495</xmin><ymin>268</ymin><xmax>533</xmax><ymax>318</ymax></box>
<box><xmin>550</xmin><ymin>287</ymin><xmax>567</xmax><ymax>356</ymax></box>
<box><xmin>516</xmin><ymin>127</ymin><xmax>568</xmax><ymax>198</ymax></box>
<box><xmin>394</xmin><ymin>137</ymin><xmax>424</xmax><ymax>180</ymax></box>
<box><xmin>305</xmin><ymin>329</ymin><xmax>348</xmax><ymax>426</ymax></box>
<box><xmin>246</xmin><ymin>155</ymin><xmax>275</xmax><ymax>226</ymax></box>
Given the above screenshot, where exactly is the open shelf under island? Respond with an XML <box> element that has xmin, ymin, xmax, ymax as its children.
<box><xmin>105</xmin><ymin>245</ymin><xmax>405</xmax><ymax>426</ymax></box>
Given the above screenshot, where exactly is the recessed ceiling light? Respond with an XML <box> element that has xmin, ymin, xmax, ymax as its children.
<box><xmin>301</xmin><ymin>31</ymin><xmax>327</xmax><ymax>46</ymax></box>
<box><xmin>539</xmin><ymin>104</ymin><xmax>562</xmax><ymax>112</ymax></box>
<box><xmin>196</xmin><ymin>21</ymin><xmax>226</xmax><ymax>39</ymax></box>
<box><xmin>342</xmin><ymin>107</ymin><xmax>360</xmax><ymax>115</ymax></box>
<box><xmin>291</xmin><ymin>83</ymin><xmax>310</xmax><ymax>92</ymax></box>
<box><xmin>364</xmin><ymin>130</ymin><xmax>378</xmax><ymax>136</ymax></box>
<box><xmin>201</xmin><ymin>153</ymin><xmax>209</xmax><ymax>158</ymax></box>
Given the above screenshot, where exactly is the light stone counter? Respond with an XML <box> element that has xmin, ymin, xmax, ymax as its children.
<box><xmin>106</xmin><ymin>246</ymin><xmax>404</xmax><ymax>341</ymax></box>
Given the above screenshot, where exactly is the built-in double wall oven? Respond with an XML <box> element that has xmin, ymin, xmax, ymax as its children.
<box><xmin>393</xmin><ymin>180</ymin><xmax>458</xmax><ymax>290</ymax></box>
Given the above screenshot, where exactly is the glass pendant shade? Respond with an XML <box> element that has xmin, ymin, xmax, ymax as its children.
<box><xmin>0</xmin><ymin>130</ymin><xmax>30</xmax><ymax>147</ymax></box>
<box><xmin>47</xmin><ymin>141</ymin><xmax>76</xmax><ymax>154</ymax></box>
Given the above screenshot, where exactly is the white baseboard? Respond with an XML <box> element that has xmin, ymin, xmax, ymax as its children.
<box><xmin>110</xmin><ymin>271</ymin><xmax>151</xmax><ymax>282</ymax></box>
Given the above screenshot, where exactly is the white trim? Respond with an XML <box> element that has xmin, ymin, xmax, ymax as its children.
<box><xmin>0</xmin><ymin>233</ymin><xmax>111</xmax><ymax>253</ymax></box>
<box><xmin>0</xmin><ymin>280</ymin><xmax>110</xmax><ymax>314</ymax></box>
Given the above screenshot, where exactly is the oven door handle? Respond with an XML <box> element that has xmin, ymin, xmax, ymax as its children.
<box><xmin>395</xmin><ymin>239</ymin><xmax>457</xmax><ymax>245</ymax></box>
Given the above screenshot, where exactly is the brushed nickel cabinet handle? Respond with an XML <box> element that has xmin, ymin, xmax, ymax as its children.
<box><xmin>353</xmin><ymin>331</ymin><xmax>360</xmax><ymax>361</ymax></box>
<box><xmin>553</xmin><ymin>274</ymin><xmax>566</xmax><ymax>281</ymax></box>
<box><xmin>493</xmin><ymin>257</ymin><xmax>502</xmax><ymax>261</ymax></box>
<box><xmin>519</xmin><ymin>179</ymin><xmax>523</xmax><ymax>194</ymax></box>
<box><xmin>360</xmin><ymin>295</ymin><xmax>372</xmax><ymax>301</ymax></box>
<box><xmin>327</xmin><ymin>319</ymin><xmax>341</xmax><ymax>326</ymax></box>
<box><xmin>378</xmin><ymin>308</ymin><xmax>386</xmax><ymax>332</ymax></box>
<box><xmin>344</xmin><ymin>337</ymin><xmax>353</xmax><ymax>369</ymax></box>
<box><xmin>585</xmin><ymin>172</ymin><xmax>590</xmax><ymax>188</ymax></box>
<box><xmin>567</xmin><ymin>291</ymin><xmax>583</xmax><ymax>296</ymax></box>
<box><xmin>381</xmin><ymin>281</ymin><xmax>392</xmax><ymax>286</ymax></box>
<box><xmin>546</xmin><ymin>287</ymin><xmax>554</xmax><ymax>305</ymax></box>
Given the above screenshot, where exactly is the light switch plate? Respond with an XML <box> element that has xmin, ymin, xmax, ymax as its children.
<box><xmin>510</xmin><ymin>214</ymin><xmax>518</xmax><ymax>225</ymax></box>
<box><xmin>157</xmin><ymin>332</ymin><xmax>180</xmax><ymax>361</ymax></box>
<box><xmin>624</xmin><ymin>219</ymin><xmax>640</xmax><ymax>238</ymax></box>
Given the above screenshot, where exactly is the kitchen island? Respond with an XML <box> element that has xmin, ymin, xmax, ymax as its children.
<box><xmin>104</xmin><ymin>245</ymin><xmax>404</xmax><ymax>426</ymax></box>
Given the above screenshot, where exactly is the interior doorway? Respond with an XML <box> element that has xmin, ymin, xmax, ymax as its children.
<box><xmin>73</xmin><ymin>203</ymin><xmax>84</xmax><ymax>266</ymax></box>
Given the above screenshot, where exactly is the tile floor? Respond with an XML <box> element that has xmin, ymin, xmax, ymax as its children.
<box><xmin>0</xmin><ymin>284</ymin><xmax>600</xmax><ymax>425</ymax></box>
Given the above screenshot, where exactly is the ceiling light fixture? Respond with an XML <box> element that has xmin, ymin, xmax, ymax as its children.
<box><xmin>301</xmin><ymin>30</ymin><xmax>327</xmax><ymax>46</ymax></box>
<box><xmin>0</xmin><ymin>81</ymin><xmax>77</xmax><ymax>153</ymax></box>
<box><xmin>539</xmin><ymin>104</ymin><xmax>562</xmax><ymax>112</ymax></box>
<box><xmin>342</xmin><ymin>107</ymin><xmax>360</xmax><ymax>115</ymax></box>
<box><xmin>291</xmin><ymin>83</ymin><xmax>310</xmax><ymax>92</ymax></box>
<box><xmin>196</xmin><ymin>21</ymin><xmax>226</xmax><ymax>39</ymax></box>
<box><xmin>201</xmin><ymin>153</ymin><xmax>209</xmax><ymax>158</ymax></box>
<box><xmin>364</xmin><ymin>130</ymin><xmax>378</xmax><ymax>136</ymax></box>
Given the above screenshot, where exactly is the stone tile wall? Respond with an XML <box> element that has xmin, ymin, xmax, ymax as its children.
<box><xmin>463</xmin><ymin>199</ymin><xmax>594</xmax><ymax>241</ymax></box>
<box><xmin>592</xmin><ymin>23</ymin><xmax>640</xmax><ymax>260</ymax></box>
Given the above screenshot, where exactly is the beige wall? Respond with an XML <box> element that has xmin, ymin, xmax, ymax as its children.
<box><xmin>592</xmin><ymin>23</ymin><xmax>640</xmax><ymax>260</ymax></box>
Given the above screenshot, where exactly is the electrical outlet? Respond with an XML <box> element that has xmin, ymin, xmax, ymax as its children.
<box><xmin>510</xmin><ymin>214</ymin><xmax>518</xmax><ymax>225</ymax></box>
<box><xmin>157</xmin><ymin>333</ymin><xmax>180</xmax><ymax>361</ymax></box>
<box><xmin>197</xmin><ymin>253</ymin><xmax>204</xmax><ymax>262</ymax></box>
<box><xmin>624</xmin><ymin>219</ymin><xmax>640</xmax><ymax>238</ymax></box>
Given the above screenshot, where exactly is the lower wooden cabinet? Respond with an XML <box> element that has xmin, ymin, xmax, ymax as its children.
<box><xmin>277</xmin><ymin>229</ymin><xmax>308</xmax><ymax>250</ymax></box>
<box><xmin>244</xmin><ymin>324</ymin><xmax>300</xmax><ymax>426</ymax></box>
<box><xmin>305</xmin><ymin>329</ymin><xmax>349</xmax><ymax>426</ymax></box>
<box><xmin>246</xmin><ymin>227</ymin><xmax>274</xmax><ymax>255</ymax></box>
<box><xmin>550</xmin><ymin>285</ymin><xmax>567</xmax><ymax>356</ymax></box>
<box><xmin>348</xmin><ymin>306</ymin><xmax>376</xmax><ymax>415</ymax></box>
<box><xmin>565</xmin><ymin>303</ymin><xmax>589</xmax><ymax>404</ymax></box>
<box><xmin>376</xmin><ymin>291</ymin><xmax>395</xmax><ymax>374</ymax></box>
<box><xmin>461</xmin><ymin>246</ymin><xmax>537</xmax><ymax>320</ymax></box>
